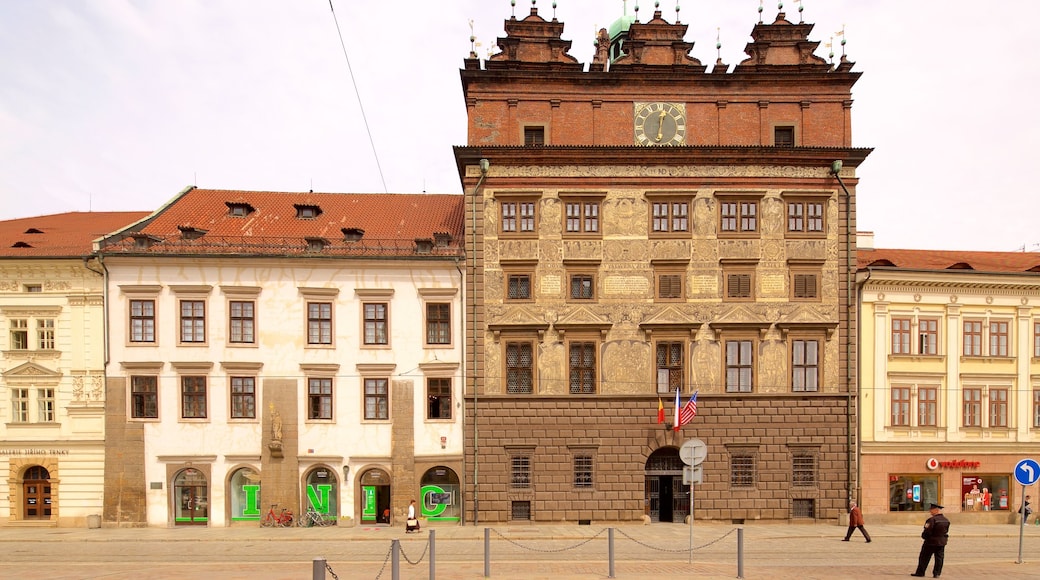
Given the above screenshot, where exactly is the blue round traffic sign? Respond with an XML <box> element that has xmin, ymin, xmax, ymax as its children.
<box><xmin>1014</xmin><ymin>459</ymin><xmax>1040</xmax><ymax>486</ymax></box>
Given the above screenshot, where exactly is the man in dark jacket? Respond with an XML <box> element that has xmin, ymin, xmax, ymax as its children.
<box><xmin>911</xmin><ymin>503</ymin><xmax>950</xmax><ymax>577</ymax></box>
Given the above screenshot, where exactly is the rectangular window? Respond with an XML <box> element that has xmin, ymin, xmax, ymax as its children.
<box><xmin>130</xmin><ymin>376</ymin><xmax>158</xmax><ymax>419</ymax></box>
<box><xmin>574</xmin><ymin>456</ymin><xmax>593</xmax><ymax>488</ymax></box>
<box><xmin>364</xmin><ymin>378</ymin><xmax>389</xmax><ymax>420</ymax></box>
<box><xmin>792</xmin><ymin>454</ymin><xmax>816</xmax><ymax>487</ymax></box>
<box><xmin>792</xmin><ymin>499</ymin><xmax>816</xmax><ymax>519</ymax></box>
<box><xmin>989</xmin><ymin>388</ymin><xmax>1008</xmax><ymax>427</ymax></box>
<box><xmin>564</xmin><ymin>200</ymin><xmax>599</xmax><ymax>234</ymax></box>
<box><xmin>308</xmin><ymin>377</ymin><xmax>333</xmax><ymax>420</ymax></box>
<box><xmin>507</xmin><ymin>273</ymin><xmax>532</xmax><ymax>301</ymax></box>
<box><xmin>506</xmin><ymin>341</ymin><xmax>534</xmax><ymax>394</ymax></box>
<box><xmin>656</xmin><ymin>342</ymin><xmax>684</xmax><ymax>394</ymax></box>
<box><xmin>229</xmin><ymin>300</ymin><xmax>255</xmax><ymax>344</ymax></box>
<box><xmin>37</xmin><ymin>388</ymin><xmax>55</xmax><ymax>422</ymax></box>
<box><xmin>656</xmin><ymin>272</ymin><xmax>684</xmax><ymax>300</ymax></box>
<box><xmin>511</xmin><ymin>500</ymin><xmax>532</xmax><ymax>521</ymax></box>
<box><xmin>725</xmin><ymin>272</ymin><xmax>754</xmax><ymax>300</ymax></box>
<box><xmin>568</xmin><ymin>341</ymin><xmax>597</xmax><ymax>394</ymax></box>
<box><xmin>918</xmin><ymin>386</ymin><xmax>937</xmax><ymax>427</ymax></box>
<box><xmin>891</xmin><ymin>386</ymin><xmax>910</xmax><ymax>426</ymax></box>
<box><xmin>891</xmin><ymin>318</ymin><xmax>911</xmax><ymax>354</ymax></box>
<box><xmin>426</xmin><ymin>303</ymin><xmax>451</xmax><ymax>345</ymax></box>
<box><xmin>774</xmin><ymin>126</ymin><xmax>794</xmax><ymax>147</ymax></box>
<box><xmin>24</xmin><ymin>284</ymin><xmax>42</xmax><ymax>293</ymax></box>
<box><xmin>179</xmin><ymin>300</ymin><xmax>206</xmax><ymax>343</ymax></box>
<box><xmin>963</xmin><ymin>320</ymin><xmax>982</xmax><ymax>356</ymax></box>
<box><xmin>181</xmin><ymin>376</ymin><xmax>207</xmax><ymax>419</ymax></box>
<box><xmin>725</xmin><ymin>340</ymin><xmax>754</xmax><ymax>393</ymax></box>
<box><xmin>230</xmin><ymin>376</ymin><xmax>256</xmax><ymax>419</ymax></box>
<box><xmin>918</xmin><ymin>319</ymin><xmax>938</xmax><ymax>355</ymax></box>
<box><xmin>11</xmin><ymin>388</ymin><xmax>28</xmax><ymax>423</ymax></box>
<box><xmin>130</xmin><ymin>300</ymin><xmax>156</xmax><ymax>343</ymax></box>
<box><xmin>10</xmin><ymin>319</ymin><xmax>28</xmax><ymax>349</ymax></box>
<box><xmin>989</xmin><ymin>321</ymin><xmax>1009</xmax><ymax>356</ymax></box>
<box><xmin>511</xmin><ymin>455</ymin><xmax>531</xmax><ymax>489</ymax></box>
<box><xmin>730</xmin><ymin>453</ymin><xmax>756</xmax><ymax>487</ymax></box>
<box><xmin>524</xmin><ymin>126</ymin><xmax>545</xmax><ymax>146</ymax></box>
<box><xmin>1034</xmin><ymin>389</ymin><xmax>1040</xmax><ymax>428</ymax></box>
<box><xmin>427</xmin><ymin>378</ymin><xmax>452</xmax><ymax>419</ymax></box>
<box><xmin>791</xmin><ymin>272</ymin><xmax>819</xmax><ymax>300</ymax></box>
<box><xmin>963</xmin><ymin>388</ymin><xmax>982</xmax><ymax>427</ymax></box>
<box><xmin>569</xmin><ymin>274</ymin><xmax>595</xmax><ymax>300</ymax></box>
<box><xmin>791</xmin><ymin>339</ymin><xmax>819</xmax><ymax>392</ymax></box>
<box><xmin>501</xmin><ymin>201</ymin><xmax>536</xmax><ymax>234</ymax></box>
<box><xmin>307</xmin><ymin>302</ymin><xmax>332</xmax><ymax>345</ymax></box>
<box><xmin>787</xmin><ymin>201</ymin><xmax>824</xmax><ymax>233</ymax></box>
<box><xmin>1034</xmin><ymin>321</ymin><xmax>1040</xmax><ymax>358</ymax></box>
<box><xmin>720</xmin><ymin>201</ymin><xmax>757</xmax><ymax>233</ymax></box>
<box><xmin>651</xmin><ymin>201</ymin><xmax>689</xmax><ymax>233</ymax></box>
<box><xmin>37</xmin><ymin>319</ymin><xmax>55</xmax><ymax>349</ymax></box>
<box><xmin>363</xmin><ymin>303</ymin><xmax>389</xmax><ymax>345</ymax></box>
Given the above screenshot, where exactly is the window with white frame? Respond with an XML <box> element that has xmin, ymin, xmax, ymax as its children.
<box><xmin>7</xmin><ymin>315</ymin><xmax>57</xmax><ymax>351</ymax></box>
<box><xmin>11</xmin><ymin>388</ymin><xmax>29</xmax><ymax>422</ymax></box>
<box><xmin>963</xmin><ymin>388</ymin><xmax>982</xmax><ymax>427</ymax></box>
<box><xmin>38</xmin><ymin>388</ymin><xmax>55</xmax><ymax>422</ymax></box>
<box><xmin>989</xmin><ymin>387</ymin><xmax>1008</xmax><ymax>427</ymax></box>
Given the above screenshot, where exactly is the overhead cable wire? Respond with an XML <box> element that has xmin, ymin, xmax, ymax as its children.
<box><xmin>327</xmin><ymin>0</ymin><xmax>388</xmax><ymax>193</ymax></box>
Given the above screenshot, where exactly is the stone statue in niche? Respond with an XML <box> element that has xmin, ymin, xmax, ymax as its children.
<box><xmin>268</xmin><ymin>403</ymin><xmax>283</xmax><ymax>458</ymax></box>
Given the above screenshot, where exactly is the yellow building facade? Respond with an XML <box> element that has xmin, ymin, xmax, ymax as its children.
<box><xmin>858</xmin><ymin>234</ymin><xmax>1040</xmax><ymax>523</ymax></box>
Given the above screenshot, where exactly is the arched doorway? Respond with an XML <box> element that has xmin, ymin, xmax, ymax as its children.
<box><xmin>304</xmin><ymin>466</ymin><xmax>338</xmax><ymax>519</ymax></box>
<box><xmin>22</xmin><ymin>466</ymin><xmax>51</xmax><ymax>520</ymax></box>
<box><xmin>228</xmin><ymin>467</ymin><xmax>261</xmax><ymax>523</ymax></box>
<box><xmin>173</xmin><ymin>468</ymin><xmax>208</xmax><ymax>525</ymax></box>
<box><xmin>420</xmin><ymin>466</ymin><xmax>461</xmax><ymax>523</ymax></box>
<box><xmin>645</xmin><ymin>448</ymin><xmax>689</xmax><ymax>523</ymax></box>
<box><xmin>359</xmin><ymin>468</ymin><xmax>391</xmax><ymax>525</ymax></box>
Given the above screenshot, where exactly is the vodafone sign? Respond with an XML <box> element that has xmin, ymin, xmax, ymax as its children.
<box><xmin>926</xmin><ymin>458</ymin><xmax>981</xmax><ymax>470</ymax></box>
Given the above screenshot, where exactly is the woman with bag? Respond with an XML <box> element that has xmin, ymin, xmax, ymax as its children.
<box><xmin>406</xmin><ymin>499</ymin><xmax>420</xmax><ymax>533</ymax></box>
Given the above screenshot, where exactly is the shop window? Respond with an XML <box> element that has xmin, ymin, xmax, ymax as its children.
<box><xmin>962</xmin><ymin>475</ymin><xmax>1011</xmax><ymax>511</ymax></box>
<box><xmin>229</xmin><ymin>467</ymin><xmax>261</xmax><ymax>522</ymax></box>
<box><xmin>889</xmin><ymin>475</ymin><xmax>940</xmax><ymax>512</ymax></box>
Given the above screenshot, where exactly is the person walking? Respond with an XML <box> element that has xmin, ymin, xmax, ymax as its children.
<box><xmin>911</xmin><ymin>503</ymin><xmax>950</xmax><ymax>578</ymax></box>
<box><xmin>1020</xmin><ymin>495</ymin><xmax>1032</xmax><ymax>525</ymax></box>
<box><xmin>406</xmin><ymin>499</ymin><xmax>420</xmax><ymax>533</ymax></box>
<box><xmin>842</xmin><ymin>500</ymin><xmax>871</xmax><ymax>542</ymax></box>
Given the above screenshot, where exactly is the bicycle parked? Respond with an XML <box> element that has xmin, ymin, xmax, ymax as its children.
<box><xmin>260</xmin><ymin>504</ymin><xmax>294</xmax><ymax>527</ymax></box>
<box><xmin>298</xmin><ymin>506</ymin><xmax>336</xmax><ymax>527</ymax></box>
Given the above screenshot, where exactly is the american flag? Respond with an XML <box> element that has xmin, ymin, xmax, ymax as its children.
<box><xmin>675</xmin><ymin>390</ymin><xmax>698</xmax><ymax>430</ymax></box>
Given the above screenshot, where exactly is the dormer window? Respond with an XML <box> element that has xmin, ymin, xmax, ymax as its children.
<box><xmin>24</xmin><ymin>228</ymin><xmax>44</xmax><ymax>234</ymax></box>
<box><xmin>131</xmin><ymin>234</ymin><xmax>156</xmax><ymax>250</ymax></box>
<box><xmin>12</xmin><ymin>241</ymin><xmax>32</xmax><ymax>248</ymax></box>
<box><xmin>415</xmin><ymin>238</ymin><xmax>434</xmax><ymax>254</ymax></box>
<box><xmin>177</xmin><ymin>225</ymin><xmax>207</xmax><ymax>240</ymax></box>
<box><xmin>226</xmin><ymin>202</ymin><xmax>255</xmax><ymax>217</ymax></box>
<box><xmin>946</xmin><ymin>262</ymin><xmax>974</xmax><ymax>270</ymax></box>
<box><xmin>305</xmin><ymin>238</ymin><xmax>328</xmax><ymax>252</ymax></box>
<box><xmin>295</xmin><ymin>204</ymin><xmax>322</xmax><ymax>219</ymax></box>
<box><xmin>342</xmin><ymin>228</ymin><xmax>365</xmax><ymax>242</ymax></box>
<box><xmin>433</xmin><ymin>232</ymin><xmax>453</xmax><ymax>247</ymax></box>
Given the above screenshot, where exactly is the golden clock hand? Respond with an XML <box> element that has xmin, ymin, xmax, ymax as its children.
<box><xmin>656</xmin><ymin>110</ymin><xmax>666</xmax><ymax>141</ymax></box>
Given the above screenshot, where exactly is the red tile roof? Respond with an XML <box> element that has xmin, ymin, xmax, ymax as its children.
<box><xmin>98</xmin><ymin>188</ymin><xmax>465</xmax><ymax>257</ymax></box>
<box><xmin>0</xmin><ymin>212</ymin><xmax>149</xmax><ymax>257</ymax></box>
<box><xmin>859</xmin><ymin>248</ymin><xmax>1040</xmax><ymax>274</ymax></box>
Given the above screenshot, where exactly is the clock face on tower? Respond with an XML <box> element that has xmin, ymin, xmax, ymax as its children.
<box><xmin>634</xmin><ymin>102</ymin><xmax>687</xmax><ymax>146</ymax></box>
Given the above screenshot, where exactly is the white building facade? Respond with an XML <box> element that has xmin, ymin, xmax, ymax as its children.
<box><xmin>98</xmin><ymin>188</ymin><xmax>466</xmax><ymax>527</ymax></box>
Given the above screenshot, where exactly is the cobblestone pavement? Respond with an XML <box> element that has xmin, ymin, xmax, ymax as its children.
<box><xmin>1</xmin><ymin>522</ymin><xmax>1038</xmax><ymax>579</ymax></box>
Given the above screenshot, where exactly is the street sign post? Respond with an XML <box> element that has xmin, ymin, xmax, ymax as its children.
<box><xmin>679</xmin><ymin>438</ymin><xmax>707</xmax><ymax>564</ymax></box>
<box><xmin>1014</xmin><ymin>458</ymin><xmax>1039</xmax><ymax>564</ymax></box>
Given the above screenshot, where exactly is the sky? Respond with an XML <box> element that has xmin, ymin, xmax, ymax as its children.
<box><xmin>1</xmin><ymin>0</ymin><xmax>1038</xmax><ymax>252</ymax></box>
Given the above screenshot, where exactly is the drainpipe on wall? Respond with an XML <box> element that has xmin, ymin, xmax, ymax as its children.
<box><xmin>830</xmin><ymin>160</ymin><xmax>854</xmax><ymax>507</ymax></box>
<box><xmin>471</xmin><ymin>158</ymin><xmax>489</xmax><ymax>525</ymax></box>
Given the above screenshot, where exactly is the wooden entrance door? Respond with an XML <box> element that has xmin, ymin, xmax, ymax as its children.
<box><xmin>23</xmin><ymin>466</ymin><xmax>52</xmax><ymax>520</ymax></box>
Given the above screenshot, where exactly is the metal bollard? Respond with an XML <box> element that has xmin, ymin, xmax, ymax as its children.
<box><xmin>392</xmin><ymin>538</ymin><xmax>400</xmax><ymax>580</ymax></box>
<box><xmin>313</xmin><ymin>557</ymin><xmax>325</xmax><ymax>580</ymax></box>
<box><xmin>429</xmin><ymin>529</ymin><xmax>436</xmax><ymax>580</ymax></box>
<box><xmin>484</xmin><ymin>527</ymin><xmax>491</xmax><ymax>577</ymax></box>
<box><xmin>608</xmin><ymin>528</ymin><xmax>615</xmax><ymax>578</ymax></box>
<box><xmin>736</xmin><ymin>527</ymin><xmax>744</xmax><ymax>579</ymax></box>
